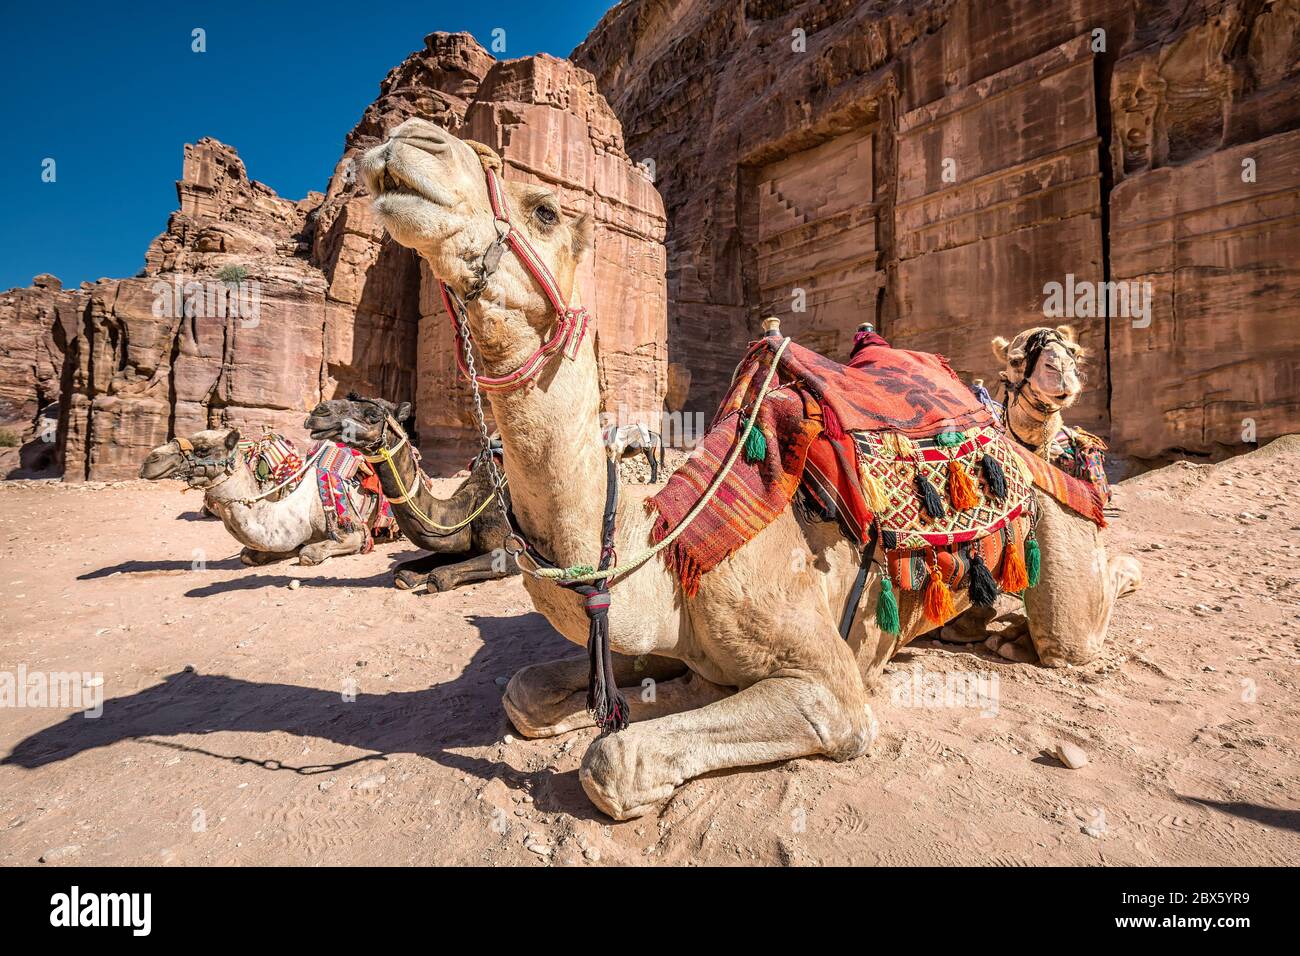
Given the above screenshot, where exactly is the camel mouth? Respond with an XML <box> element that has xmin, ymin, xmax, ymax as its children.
<box><xmin>303</xmin><ymin>414</ymin><xmax>341</xmax><ymax>441</ymax></box>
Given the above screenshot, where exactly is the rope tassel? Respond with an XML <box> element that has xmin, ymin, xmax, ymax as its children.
<box><xmin>876</xmin><ymin>573</ymin><xmax>901</xmax><ymax>635</ymax></box>
<box><xmin>1025</xmin><ymin>536</ymin><xmax>1042</xmax><ymax>588</ymax></box>
<box><xmin>968</xmin><ymin>550</ymin><xmax>1000</xmax><ymax>607</ymax></box>
<box><xmin>916</xmin><ymin>470</ymin><xmax>946</xmax><ymax>519</ymax></box>
<box><xmin>581</xmin><ymin>588</ymin><xmax>628</xmax><ymax>734</ymax></box>
<box><xmin>947</xmin><ymin>459</ymin><xmax>980</xmax><ymax>510</ymax></box>
<box><xmin>981</xmin><ymin>453</ymin><xmax>1008</xmax><ymax>500</ymax></box>
<box><xmin>923</xmin><ymin>562</ymin><xmax>956</xmax><ymax>625</ymax></box>
<box><xmin>999</xmin><ymin>536</ymin><xmax>1029</xmax><ymax>593</ymax></box>
<box><xmin>743</xmin><ymin>422</ymin><xmax>767</xmax><ymax>463</ymax></box>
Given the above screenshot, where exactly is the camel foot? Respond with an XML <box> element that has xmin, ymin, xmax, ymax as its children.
<box><xmin>393</xmin><ymin>569</ymin><xmax>426</xmax><ymax>590</ymax></box>
<box><xmin>240</xmin><ymin>547</ymin><xmax>292</xmax><ymax>567</ymax></box>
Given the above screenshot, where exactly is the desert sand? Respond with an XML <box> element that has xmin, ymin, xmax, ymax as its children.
<box><xmin>1</xmin><ymin>439</ymin><xmax>1297</xmax><ymax>866</ymax></box>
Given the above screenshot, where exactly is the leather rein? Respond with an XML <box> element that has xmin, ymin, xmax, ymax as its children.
<box><xmin>437</xmin><ymin>164</ymin><xmax>588</xmax><ymax>393</ymax></box>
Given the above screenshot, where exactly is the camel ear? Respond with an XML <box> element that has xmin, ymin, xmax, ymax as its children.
<box><xmin>1055</xmin><ymin>324</ymin><xmax>1078</xmax><ymax>345</ymax></box>
<box><xmin>463</xmin><ymin>140</ymin><xmax>503</xmax><ymax>173</ymax></box>
<box><xmin>395</xmin><ymin>402</ymin><xmax>412</xmax><ymax>423</ymax></box>
<box><xmin>991</xmin><ymin>336</ymin><xmax>1011</xmax><ymax>363</ymax></box>
<box><xmin>570</xmin><ymin>213</ymin><xmax>593</xmax><ymax>258</ymax></box>
<box><xmin>224</xmin><ymin>429</ymin><xmax>241</xmax><ymax>450</ymax></box>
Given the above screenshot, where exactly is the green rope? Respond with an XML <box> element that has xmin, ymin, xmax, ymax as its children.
<box><xmin>534</xmin><ymin>336</ymin><xmax>792</xmax><ymax>585</ymax></box>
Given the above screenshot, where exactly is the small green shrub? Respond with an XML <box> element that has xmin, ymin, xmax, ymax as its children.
<box><xmin>0</xmin><ymin>429</ymin><xmax>20</xmax><ymax>447</ymax></box>
<box><xmin>217</xmin><ymin>264</ymin><xmax>249</xmax><ymax>286</ymax></box>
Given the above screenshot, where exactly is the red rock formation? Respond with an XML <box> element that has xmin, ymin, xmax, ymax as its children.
<box><xmin>1</xmin><ymin>32</ymin><xmax>667</xmax><ymax>480</ymax></box>
<box><xmin>575</xmin><ymin>0</ymin><xmax>1300</xmax><ymax>465</ymax></box>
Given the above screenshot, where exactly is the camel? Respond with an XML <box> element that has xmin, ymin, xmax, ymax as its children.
<box><xmin>139</xmin><ymin>428</ymin><xmax>375</xmax><ymax>566</ymax></box>
<box><xmin>303</xmin><ymin>395</ymin><xmax>517</xmax><ymax>592</ymax></box>
<box><xmin>357</xmin><ymin>118</ymin><xmax>1142</xmax><ymax>820</ymax></box>
<box><xmin>602</xmin><ymin>423</ymin><xmax>665</xmax><ymax>482</ymax></box>
<box><xmin>988</xmin><ymin>326</ymin><xmax>1106</xmax><ymax>476</ymax></box>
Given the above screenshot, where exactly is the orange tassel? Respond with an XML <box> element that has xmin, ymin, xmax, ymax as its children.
<box><xmin>999</xmin><ymin>537</ymin><xmax>1029</xmax><ymax>592</ymax></box>
<box><xmin>947</xmin><ymin>459</ymin><xmax>980</xmax><ymax>510</ymax></box>
<box><xmin>923</xmin><ymin>563</ymin><xmax>956</xmax><ymax>625</ymax></box>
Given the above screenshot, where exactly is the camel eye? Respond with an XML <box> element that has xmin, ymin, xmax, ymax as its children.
<box><xmin>534</xmin><ymin>204</ymin><xmax>558</xmax><ymax>226</ymax></box>
<box><xmin>364</xmin><ymin>406</ymin><xmax>383</xmax><ymax>422</ymax></box>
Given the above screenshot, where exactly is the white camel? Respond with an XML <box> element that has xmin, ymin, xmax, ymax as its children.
<box><xmin>140</xmin><ymin>429</ymin><xmax>374</xmax><ymax>566</ymax></box>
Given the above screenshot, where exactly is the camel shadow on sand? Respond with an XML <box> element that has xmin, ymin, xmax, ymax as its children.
<box><xmin>1</xmin><ymin>612</ymin><xmax>604</xmax><ymax>819</ymax></box>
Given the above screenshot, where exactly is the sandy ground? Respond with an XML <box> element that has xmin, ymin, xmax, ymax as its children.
<box><xmin>1</xmin><ymin>439</ymin><xmax>1298</xmax><ymax>867</ymax></box>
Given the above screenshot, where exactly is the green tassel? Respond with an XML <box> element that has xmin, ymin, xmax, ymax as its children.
<box><xmin>743</xmin><ymin>423</ymin><xmax>767</xmax><ymax>463</ymax></box>
<box><xmin>876</xmin><ymin>575</ymin><xmax>900</xmax><ymax>635</ymax></box>
<box><xmin>564</xmin><ymin>564</ymin><xmax>595</xmax><ymax>579</ymax></box>
<box><xmin>1025</xmin><ymin>537</ymin><xmax>1041</xmax><ymax>588</ymax></box>
<box><xmin>934</xmin><ymin>430</ymin><xmax>964</xmax><ymax>448</ymax></box>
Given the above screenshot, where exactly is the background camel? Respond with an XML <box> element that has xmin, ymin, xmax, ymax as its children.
<box><xmin>139</xmin><ymin>428</ymin><xmax>375</xmax><ymax>566</ymax></box>
<box><xmin>987</xmin><ymin>327</ymin><xmax>1100</xmax><ymax>467</ymax></box>
<box><xmin>304</xmin><ymin>395</ymin><xmax>516</xmax><ymax>592</ymax></box>
<box><xmin>357</xmin><ymin>118</ymin><xmax>1141</xmax><ymax>820</ymax></box>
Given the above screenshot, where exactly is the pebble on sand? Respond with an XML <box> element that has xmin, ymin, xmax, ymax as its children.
<box><xmin>39</xmin><ymin>845</ymin><xmax>81</xmax><ymax>864</ymax></box>
<box><xmin>1055</xmin><ymin>741</ymin><xmax>1089</xmax><ymax>770</ymax></box>
<box><xmin>351</xmin><ymin>772</ymin><xmax>386</xmax><ymax>791</ymax></box>
<box><xmin>288</xmin><ymin>579</ymin><xmax>301</xmax><ymax>590</ymax></box>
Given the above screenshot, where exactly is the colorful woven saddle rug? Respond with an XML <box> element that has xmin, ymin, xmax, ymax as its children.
<box><xmin>238</xmin><ymin>433</ymin><xmax>306</xmax><ymax>494</ymax></box>
<box><xmin>649</xmin><ymin>333</ymin><xmax>1107</xmax><ymax>631</ymax></box>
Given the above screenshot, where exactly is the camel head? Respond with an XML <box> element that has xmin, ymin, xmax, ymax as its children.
<box><xmin>991</xmin><ymin>325</ymin><xmax>1086</xmax><ymax>412</ymax></box>
<box><xmin>139</xmin><ymin>429</ymin><xmax>241</xmax><ymax>486</ymax></box>
<box><xmin>355</xmin><ymin>118</ymin><xmax>592</xmax><ymax>365</ymax></box>
<box><xmin>304</xmin><ymin>393</ymin><xmax>411</xmax><ymax>450</ymax></box>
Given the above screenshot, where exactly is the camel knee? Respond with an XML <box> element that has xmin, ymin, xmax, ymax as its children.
<box><xmin>796</xmin><ymin>683</ymin><xmax>874</xmax><ymax>761</ymax></box>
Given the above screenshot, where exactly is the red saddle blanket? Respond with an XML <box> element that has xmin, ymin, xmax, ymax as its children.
<box><xmin>648</xmin><ymin>335</ymin><xmax>1105</xmax><ymax>596</ymax></box>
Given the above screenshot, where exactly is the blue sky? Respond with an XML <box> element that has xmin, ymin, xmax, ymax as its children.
<box><xmin>0</xmin><ymin>1</ymin><xmax>614</xmax><ymax>291</ymax></box>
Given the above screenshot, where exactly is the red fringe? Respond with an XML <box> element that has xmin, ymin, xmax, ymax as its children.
<box><xmin>820</xmin><ymin>399</ymin><xmax>846</xmax><ymax>441</ymax></box>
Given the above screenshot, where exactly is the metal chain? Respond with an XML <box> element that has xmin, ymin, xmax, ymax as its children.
<box><xmin>451</xmin><ymin>290</ymin><xmax>522</xmax><ymax>553</ymax></box>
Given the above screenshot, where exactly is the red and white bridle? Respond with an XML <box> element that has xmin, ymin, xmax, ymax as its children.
<box><xmin>437</xmin><ymin>164</ymin><xmax>588</xmax><ymax>393</ymax></box>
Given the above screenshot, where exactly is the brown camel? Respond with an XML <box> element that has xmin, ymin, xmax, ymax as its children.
<box><xmin>304</xmin><ymin>395</ymin><xmax>516</xmax><ymax>592</ymax></box>
<box><xmin>356</xmin><ymin>118</ymin><xmax>1141</xmax><ymax>819</ymax></box>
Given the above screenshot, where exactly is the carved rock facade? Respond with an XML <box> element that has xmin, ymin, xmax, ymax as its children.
<box><xmin>575</xmin><ymin>0</ymin><xmax>1300</xmax><ymax>465</ymax></box>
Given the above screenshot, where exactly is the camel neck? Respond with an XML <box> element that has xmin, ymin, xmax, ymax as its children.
<box><xmin>480</xmin><ymin>323</ymin><xmax>608</xmax><ymax>569</ymax></box>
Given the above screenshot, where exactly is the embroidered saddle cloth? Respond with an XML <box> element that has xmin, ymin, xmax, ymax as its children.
<box><xmin>648</xmin><ymin>335</ymin><xmax>1106</xmax><ymax>609</ymax></box>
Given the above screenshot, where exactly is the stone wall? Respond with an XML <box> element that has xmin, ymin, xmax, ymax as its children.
<box><xmin>575</xmin><ymin>0</ymin><xmax>1300</xmax><ymax>464</ymax></box>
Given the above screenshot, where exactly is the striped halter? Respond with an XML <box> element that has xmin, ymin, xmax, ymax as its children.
<box><xmin>436</xmin><ymin>164</ymin><xmax>588</xmax><ymax>393</ymax></box>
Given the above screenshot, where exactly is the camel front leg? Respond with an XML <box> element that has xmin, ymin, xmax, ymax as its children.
<box><xmin>240</xmin><ymin>547</ymin><xmax>297</xmax><ymax>567</ymax></box>
<box><xmin>298</xmin><ymin>530</ymin><xmax>367</xmax><ymax>566</ymax></box>
<box><xmin>1022</xmin><ymin>493</ymin><xmax>1142</xmax><ymax>666</ymax></box>
<box><xmin>579</xmin><ymin>672</ymin><xmax>874</xmax><ymax>820</ymax></box>
<box><xmin>503</xmin><ymin>653</ymin><xmax>691</xmax><ymax>736</ymax></box>
<box><xmin>424</xmin><ymin>551</ymin><xmax>520</xmax><ymax>592</ymax></box>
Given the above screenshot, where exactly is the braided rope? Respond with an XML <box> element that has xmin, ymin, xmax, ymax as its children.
<box><xmin>530</xmin><ymin>336</ymin><xmax>791</xmax><ymax>586</ymax></box>
<box><xmin>371</xmin><ymin>441</ymin><xmax>505</xmax><ymax>535</ymax></box>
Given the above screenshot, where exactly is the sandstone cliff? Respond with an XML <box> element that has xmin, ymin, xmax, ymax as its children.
<box><xmin>0</xmin><ymin>32</ymin><xmax>667</xmax><ymax>479</ymax></box>
<box><xmin>575</xmin><ymin>0</ymin><xmax>1300</xmax><ymax>466</ymax></box>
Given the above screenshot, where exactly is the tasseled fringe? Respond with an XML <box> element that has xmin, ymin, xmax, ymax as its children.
<box><xmin>894</xmin><ymin>433</ymin><xmax>916</xmax><ymax>457</ymax></box>
<box><xmin>999</xmin><ymin>535</ymin><xmax>1029</xmax><ymax>592</ymax></box>
<box><xmin>860</xmin><ymin>466</ymin><xmax>891</xmax><ymax>515</ymax></box>
<box><xmin>981</xmin><ymin>453</ymin><xmax>1008</xmax><ymax>500</ymax></box>
<box><xmin>917</xmin><ymin>470</ymin><xmax>946</xmax><ymax>519</ymax></box>
<box><xmin>743</xmin><ymin>422</ymin><xmax>767</xmax><ymax>463</ymax></box>
<box><xmin>583</xmin><ymin>590</ymin><xmax>629</xmax><ymax>734</ymax></box>
<box><xmin>876</xmin><ymin>573</ymin><xmax>901</xmax><ymax>635</ymax></box>
<box><xmin>820</xmin><ymin>399</ymin><xmax>845</xmax><ymax>440</ymax></box>
<box><xmin>968</xmin><ymin>550</ymin><xmax>1000</xmax><ymax>607</ymax></box>
<box><xmin>1025</xmin><ymin>536</ymin><xmax>1041</xmax><ymax>588</ymax></box>
<box><xmin>947</xmin><ymin>459</ymin><xmax>980</xmax><ymax>510</ymax></box>
<box><xmin>923</xmin><ymin>562</ymin><xmax>956</xmax><ymax>625</ymax></box>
